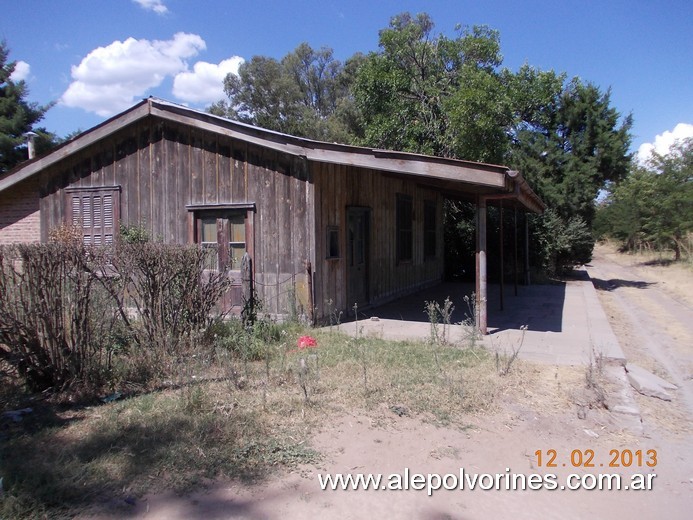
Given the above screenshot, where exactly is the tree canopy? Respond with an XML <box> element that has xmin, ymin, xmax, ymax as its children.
<box><xmin>209</xmin><ymin>42</ymin><xmax>362</xmax><ymax>143</ymax></box>
<box><xmin>595</xmin><ymin>138</ymin><xmax>693</xmax><ymax>259</ymax></box>
<box><xmin>210</xmin><ymin>12</ymin><xmax>635</xmax><ymax>272</ymax></box>
<box><xmin>0</xmin><ymin>41</ymin><xmax>54</xmax><ymax>175</ymax></box>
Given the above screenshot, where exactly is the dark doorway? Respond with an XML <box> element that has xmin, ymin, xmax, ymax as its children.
<box><xmin>347</xmin><ymin>207</ymin><xmax>370</xmax><ymax>310</ymax></box>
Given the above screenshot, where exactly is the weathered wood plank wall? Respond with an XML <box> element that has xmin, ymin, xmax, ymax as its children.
<box><xmin>38</xmin><ymin>118</ymin><xmax>313</xmax><ymax>317</ymax></box>
<box><xmin>312</xmin><ymin>162</ymin><xmax>444</xmax><ymax>319</ymax></box>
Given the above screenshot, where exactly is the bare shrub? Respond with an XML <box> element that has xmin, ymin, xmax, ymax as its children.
<box><xmin>103</xmin><ymin>242</ymin><xmax>232</xmax><ymax>374</ymax></box>
<box><xmin>0</xmin><ymin>241</ymin><xmax>232</xmax><ymax>393</ymax></box>
<box><xmin>0</xmin><ymin>243</ymin><xmax>118</xmax><ymax>391</ymax></box>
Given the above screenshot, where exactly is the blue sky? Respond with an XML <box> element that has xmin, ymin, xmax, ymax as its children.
<box><xmin>2</xmin><ymin>0</ymin><xmax>692</xmax><ymax>158</ymax></box>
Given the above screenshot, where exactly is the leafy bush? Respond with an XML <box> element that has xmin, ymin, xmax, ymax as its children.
<box><xmin>531</xmin><ymin>209</ymin><xmax>594</xmax><ymax>274</ymax></box>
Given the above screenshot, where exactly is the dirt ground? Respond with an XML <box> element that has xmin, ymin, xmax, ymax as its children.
<box><xmin>92</xmin><ymin>244</ymin><xmax>693</xmax><ymax>520</ymax></box>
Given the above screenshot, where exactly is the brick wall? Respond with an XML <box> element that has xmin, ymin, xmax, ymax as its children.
<box><xmin>0</xmin><ymin>178</ymin><xmax>41</xmax><ymax>244</ymax></box>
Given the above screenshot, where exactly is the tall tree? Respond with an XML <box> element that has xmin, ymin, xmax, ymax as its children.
<box><xmin>509</xmin><ymin>79</ymin><xmax>633</xmax><ymax>225</ymax></box>
<box><xmin>353</xmin><ymin>13</ymin><xmax>508</xmax><ymax>162</ymax></box>
<box><xmin>209</xmin><ymin>43</ymin><xmax>362</xmax><ymax>143</ymax></box>
<box><xmin>0</xmin><ymin>41</ymin><xmax>53</xmax><ymax>175</ymax></box>
<box><xmin>597</xmin><ymin>138</ymin><xmax>693</xmax><ymax>259</ymax></box>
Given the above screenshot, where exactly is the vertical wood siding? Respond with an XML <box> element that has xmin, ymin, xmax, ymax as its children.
<box><xmin>312</xmin><ymin>162</ymin><xmax>444</xmax><ymax>319</ymax></box>
<box><xmin>37</xmin><ymin>118</ymin><xmax>313</xmax><ymax>317</ymax></box>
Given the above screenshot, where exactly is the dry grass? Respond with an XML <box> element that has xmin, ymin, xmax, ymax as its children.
<box><xmin>0</xmin><ymin>327</ymin><xmax>528</xmax><ymax>519</ymax></box>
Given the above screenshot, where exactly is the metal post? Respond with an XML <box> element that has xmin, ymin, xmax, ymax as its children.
<box><xmin>524</xmin><ymin>213</ymin><xmax>531</xmax><ymax>286</ymax></box>
<box><xmin>475</xmin><ymin>196</ymin><xmax>488</xmax><ymax>334</ymax></box>
<box><xmin>513</xmin><ymin>206</ymin><xmax>518</xmax><ymax>296</ymax></box>
<box><xmin>499</xmin><ymin>201</ymin><xmax>504</xmax><ymax>311</ymax></box>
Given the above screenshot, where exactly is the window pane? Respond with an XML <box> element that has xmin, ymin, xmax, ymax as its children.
<box><xmin>229</xmin><ymin>215</ymin><xmax>245</xmax><ymax>243</ymax></box>
<box><xmin>230</xmin><ymin>244</ymin><xmax>246</xmax><ymax>267</ymax></box>
<box><xmin>201</xmin><ymin>218</ymin><xmax>217</xmax><ymax>243</ymax></box>
<box><xmin>327</xmin><ymin>227</ymin><xmax>339</xmax><ymax>258</ymax></box>
<box><xmin>202</xmin><ymin>243</ymin><xmax>219</xmax><ymax>270</ymax></box>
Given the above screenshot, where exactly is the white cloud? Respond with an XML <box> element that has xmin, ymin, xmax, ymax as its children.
<box><xmin>172</xmin><ymin>56</ymin><xmax>244</xmax><ymax>104</ymax></box>
<box><xmin>60</xmin><ymin>33</ymin><xmax>206</xmax><ymax>117</ymax></box>
<box><xmin>637</xmin><ymin>123</ymin><xmax>693</xmax><ymax>163</ymax></box>
<box><xmin>9</xmin><ymin>60</ymin><xmax>30</xmax><ymax>82</ymax></box>
<box><xmin>133</xmin><ymin>0</ymin><xmax>168</xmax><ymax>15</ymax></box>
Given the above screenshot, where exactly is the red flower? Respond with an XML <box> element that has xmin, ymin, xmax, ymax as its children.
<box><xmin>297</xmin><ymin>335</ymin><xmax>318</xmax><ymax>349</ymax></box>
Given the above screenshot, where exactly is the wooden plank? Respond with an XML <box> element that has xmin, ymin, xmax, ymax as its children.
<box><xmin>177</xmin><ymin>127</ymin><xmax>191</xmax><ymax>242</ymax></box>
<box><xmin>164</xmin><ymin>123</ymin><xmax>179</xmax><ymax>243</ymax></box>
<box><xmin>153</xmin><ymin>122</ymin><xmax>167</xmax><ymax>240</ymax></box>
<box><xmin>114</xmin><ymin>136</ymin><xmax>135</xmax><ymax>225</ymax></box>
<box><xmin>335</xmin><ymin>164</ymin><xmax>345</xmax><ymax>308</ymax></box>
<box><xmin>291</xmin><ymin>163</ymin><xmax>308</xmax><ymax>316</ymax></box>
<box><xmin>190</xmin><ymin>129</ymin><xmax>204</xmax><ymax>205</ymax></box>
<box><xmin>90</xmin><ymin>149</ymin><xmax>103</xmax><ymax>187</ymax></box>
<box><xmin>218</xmin><ymin>140</ymin><xmax>232</xmax><ymax>203</ymax></box>
<box><xmin>277</xmin><ymin>161</ymin><xmax>292</xmax><ymax>274</ymax></box>
<box><xmin>137</xmin><ymin>127</ymin><xmax>152</xmax><ymax>232</ymax></box>
<box><xmin>232</xmin><ymin>141</ymin><xmax>246</xmax><ymax>202</ymax></box>
<box><xmin>203</xmin><ymin>135</ymin><xmax>218</xmax><ymax>204</ymax></box>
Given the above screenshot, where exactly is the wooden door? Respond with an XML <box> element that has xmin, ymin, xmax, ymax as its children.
<box><xmin>347</xmin><ymin>207</ymin><xmax>370</xmax><ymax>311</ymax></box>
<box><xmin>197</xmin><ymin>211</ymin><xmax>250</xmax><ymax>314</ymax></box>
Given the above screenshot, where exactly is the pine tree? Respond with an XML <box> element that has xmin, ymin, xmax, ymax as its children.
<box><xmin>0</xmin><ymin>41</ymin><xmax>53</xmax><ymax>175</ymax></box>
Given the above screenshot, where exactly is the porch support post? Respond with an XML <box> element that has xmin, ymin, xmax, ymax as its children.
<box><xmin>476</xmin><ymin>196</ymin><xmax>488</xmax><ymax>334</ymax></box>
<box><xmin>524</xmin><ymin>213</ymin><xmax>531</xmax><ymax>286</ymax></box>
<box><xmin>499</xmin><ymin>200</ymin><xmax>504</xmax><ymax>311</ymax></box>
<box><xmin>513</xmin><ymin>206</ymin><xmax>518</xmax><ymax>296</ymax></box>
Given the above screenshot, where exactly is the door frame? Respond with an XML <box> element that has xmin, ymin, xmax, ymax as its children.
<box><xmin>188</xmin><ymin>204</ymin><xmax>255</xmax><ymax>314</ymax></box>
<box><xmin>346</xmin><ymin>206</ymin><xmax>371</xmax><ymax>311</ymax></box>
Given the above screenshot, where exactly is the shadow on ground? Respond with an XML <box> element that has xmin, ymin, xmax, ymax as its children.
<box><xmin>591</xmin><ymin>278</ymin><xmax>656</xmax><ymax>291</ymax></box>
<box><xmin>340</xmin><ymin>280</ymin><xmax>567</xmax><ymax>334</ymax></box>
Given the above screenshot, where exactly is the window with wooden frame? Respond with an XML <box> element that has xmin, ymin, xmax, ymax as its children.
<box><xmin>65</xmin><ymin>186</ymin><xmax>120</xmax><ymax>245</ymax></box>
<box><xmin>193</xmin><ymin>209</ymin><xmax>250</xmax><ymax>272</ymax></box>
<box><xmin>423</xmin><ymin>200</ymin><xmax>437</xmax><ymax>259</ymax></box>
<box><xmin>396</xmin><ymin>194</ymin><xmax>413</xmax><ymax>262</ymax></box>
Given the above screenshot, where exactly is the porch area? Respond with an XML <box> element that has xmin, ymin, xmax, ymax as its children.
<box><xmin>326</xmin><ymin>268</ymin><xmax>624</xmax><ymax>366</ymax></box>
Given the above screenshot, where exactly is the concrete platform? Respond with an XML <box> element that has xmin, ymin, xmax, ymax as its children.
<box><xmin>327</xmin><ymin>267</ymin><xmax>626</xmax><ymax>367</ymax></box>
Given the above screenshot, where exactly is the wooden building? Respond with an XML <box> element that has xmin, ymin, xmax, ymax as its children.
<box><xmin>0</xmin><ymin>98</ymin><xmax>544</xmax><ymax>327</ymax></box>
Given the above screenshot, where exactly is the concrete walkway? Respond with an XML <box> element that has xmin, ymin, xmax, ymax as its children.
<box><xmin>328</xmin><ymin>267</ymin><xmax>626</xmax><ymax>366</ymax></box>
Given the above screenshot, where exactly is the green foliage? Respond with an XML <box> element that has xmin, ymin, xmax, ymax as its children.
<box><xmin>352</xmin><ymin>13</ymin><xmax>631</xmax><ymax>273</ymax></box>
<box><xmin>0</xmin><ymin>41</ymin><xmax>55</xmax><ymax>174</ymax></box>
<box><xmin>531</xmin><ymin>209</ymin><xmax>594</xmax><ymax>274</ymax></box>
<box><xmin>211</xmin><ymin>315</ymin><xmax>287</xmax><ymax>362</ymax></box>
<box><xmin>119</xmin><ymin>223</ymin><xmax>150</xmax><ymax>243</ymax></box>
<box><xmin>353</xmin><ymin>13</ymin><xmax>508</xmax><ymax>162</ymax></box>
<box><xmin>510</xmin><ymin>79</ymin><xmax>633</xmax><ymax>226</ymax></box>
<box><xmin>209</xmin><ymin>42</ymin><xmax>362</xmax><ymax>143</ymax></box>
<box><xmin>596</xmin><ymin>138</ymin><xmax>693</xmax><ymax>259</ymax></box>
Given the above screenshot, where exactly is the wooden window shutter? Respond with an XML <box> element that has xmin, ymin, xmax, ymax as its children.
<box><xmin>66</xmin><ymin>187</ymin><xmax>120</xmax><ymax>245</ymax></box>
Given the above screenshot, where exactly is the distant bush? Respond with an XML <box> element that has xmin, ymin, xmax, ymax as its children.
<box><xmin>531</xmin><ymin>209</ymin><xmax>594</xmax><ymax>274</ymax></box>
